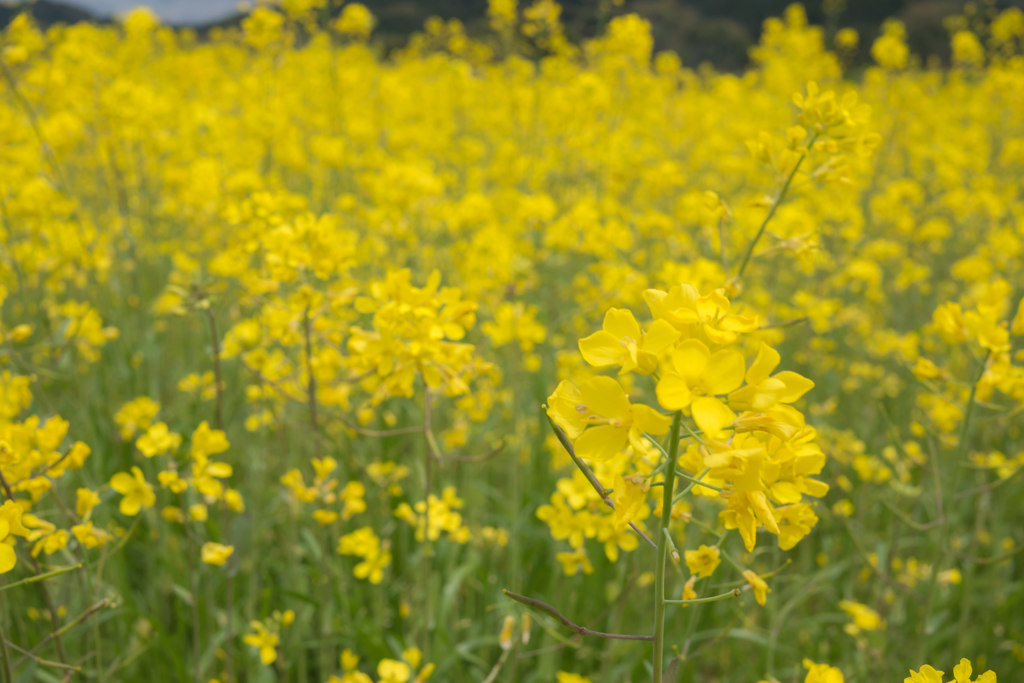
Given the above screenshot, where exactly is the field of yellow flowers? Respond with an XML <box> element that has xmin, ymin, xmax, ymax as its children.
<box><xmin>1</xmin><ymin>1</ymin><xmax>1023</xmax><ymax>681</ymax></box>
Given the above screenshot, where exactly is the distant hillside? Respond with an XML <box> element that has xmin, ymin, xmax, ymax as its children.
<box><xmin>3</xmin><ymin>0</ymin><xmax>1024</xmax><ymax>70</ymax></box>
<box><xmin>0</xmin><ymin>0</ymin><xmax>103</xmax><ymax>26</ymax></box>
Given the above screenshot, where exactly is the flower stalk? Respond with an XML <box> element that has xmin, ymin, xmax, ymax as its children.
<box><xmin>653</xmin><ymin>411</ymin><xmax>682</xmax><ymax>682</ymax></box>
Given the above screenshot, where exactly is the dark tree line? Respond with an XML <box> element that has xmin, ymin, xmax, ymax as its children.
<box><xmin>4</xmin><ymin>0</ymin><xmax>1023</xmax><ymax>69</ymax></box>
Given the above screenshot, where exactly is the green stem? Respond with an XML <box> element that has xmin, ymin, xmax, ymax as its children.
<box><xmin>664</xmin><ymin>588</ymin><xmax>741</xmax><ymax>605</ymax></box>
<box><xmin>957</xmin><ymin>350</ymin><xmax>990</xmax><ymax>460</ymax></box>
<box><xmin>674</xmin><ymin>470</ymin><xmax>721</xmax><ymax>493</ymax></box>
<box><xmin>502</xmin><ymin>590</ymin><xmax>652</xmax><ymax>641</ymax></box>
<box><xmin>673</xmin><ymin>468</ymin><xmax>712</xmax><ymax>504</ymax></box>
<box><xmin>735</xmin><ymin>132</ymin><xmax>819</xmax><ymax>281</ymax></box>
<box><xmin>547</xmin><ymin>415</ymin><xmax>657</xmax><ymax>549</ymax></box>
<box><xmin>0</xmin><ymin>564</ymin><xmax>81</xmax><ymax>592</ymax></box>
<box><xmin>916</xmin><ymin>349</ymin><xmax>989</xmax><ymax>664</ymax></box>
<box><xmin>0</xmin><ymin>593</ymin><xmax>12</xmax><ymax>683</ymax></box>
<box><xmin>653</xmin><ymin>411</ymin><xmax>682</xmax><ymax>683</ymax></box>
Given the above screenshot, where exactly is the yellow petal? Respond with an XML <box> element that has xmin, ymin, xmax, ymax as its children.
<box><xmin>691</xmin><ymin>397</ymin><xmax>736</xmax><ymax>437</ymax></box>
<box><xmin>578</xmin><ymin>330</ymin><xmax>625</xmax><ymax>367</ymax></box>
<box><xmin>769</xmin><ymin>480</ymin><xmax>801</xmax><ymax>504</ymax></box>
<box><xmin>702</xmin><ymin>350</ymin><xmax>746</xmax><ymax>395</ymax></box>
<box><xmin>207</xmin><ymin>462</ymin><xmax>233</xmax><ymax>478</ymax></box>
<box><xmin>774</xmin><ymin>371</ymin><xmax>814</xmax><ymax>403</ymax></box>
<box><xmin>120</xmin><ymin>498</ymin><xmax>141</xmax><ymax>517</ymax></box>
<box><xmin>746</xmin><ymin>343</ymin><xmax>779</xmax><ymax>384</ymax></box>
<box><xmin>579</xmin><ymin>376</ymin><xmax>631</xmax><ymax>420</ymax></box>
<box><xmin>602</xmin><ymin>307</ymin><xmax>641</xmax><ymax>341</ymax></box>
<box><xmin>546</xmin><ymin>380</ymin><xmax>587</xmax><ymax>439</ymax></box>
<box><xmin>656</xmin><ymin>375</ymin><xmax>692</xmax><ymax>411</ymax></box>
<box><xmin>696</xmin><ymin>289</ymin><xmax>730</xmax><ymax>319</ymax></box>
<box><xmin>671</xmin><ymin>339</ymin><xmax>710</xmax><ymax>386</ymax></box>
<box><xmin>631</xmin><ymin>404</ymin><xmax>672</xmax><ymax>435</ymax></box>
<box><xmin>641</xmin><ymin>319</ymin><xmax>680</xmax><ymax>356</ymax></box>
<box><xmin>802</xmin><ymin>479</ymin><xmax>830</xmax><ymax>498</ymax></box>
<box><xmin>749</xmin><ymin>491</ymin><xmax>780</xmax><ymax>534</ymax></box>
<box><xmin>109</xmin><ymin>472</ymin><xmax>135</xmax><ymax>494</ymax></box>
<box><xmin>952</xmin><ymin>659</ymin><xmax>971</xmax><ymax>683</ymax></box>
<box><xmin>0</xmin><ymin>543</ymin><xmax>16</xmax><ymax>573</ymax></box>
<box><xmin>574</xmin><ymin>425</ymin><xmax>627</xmax><ymax>462</ymax></box>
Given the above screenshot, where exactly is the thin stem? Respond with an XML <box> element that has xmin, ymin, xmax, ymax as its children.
<box><xmin>957</xmin><ymin>350</ymin><xmax>990</xmax><ymax>459</ymax></box>
<box><xmin>203</xmin><ymin>308</ymin><xmax>226</xmax><ymax>433</ymax></box>
<box><xmin>680</xmin><ymin>419</ymin><xmax>705</xmax><ymax>445</ymax></box>
<box><xmin>203</xmin><ymin>307</ymin><xmax>233</xmax><ymax>682</ymax></box>
<box><xmin>546</xmin><ymin>415</ymin><xmax>657</xmax><ymax>550</ymax></box>
<box><xmin>734</xmin><ymin>133</ymin><xmax>819</xmax><ymax>281</ymax></box>
<box><xmin>653</xmin><ymin>411</ymin><xmax>683</xmax><ymax>683</ymax></box>
<box><xmin>14</xmin><ymin>599</ymin><xmax>111</xmax><ymax>669</ymax></box>
<box><xmin>421</xmin><ymin>387</ymin><xmax>435</xmax><ymax>660</ymax></box>
<box><xmin>302</xmin><ymin>306</ymin><xmax>320</xmax><ymax>458</ymax></box>
<box><xmin>0</xmin><ymin>593</ymin><xmax>12</xmax><ymax>683</ymax></box>
<box><xmin>0</xmin><ymin>564</ymin><xmax>81</xmax><ymax>592</ymax></box>
<box><xmin>664</xmin><ymin>588</ymin><xmax>742</xmax><ymax>605</ymax></box>
<box><xmin>674</xmin><ymin>467</ymin><xmax>713</xmax><ymax>504</ymax></box>
<box><xmin>0</xmin><ymin>470</ymin><xmax>67</xmax><ymax>664</ymax></box>
<box><xmin>502</xmin><ymin>590</ymin><xmax>652</xmax><ymax>641</ymax></box>
<box><xmin>674</xmin><ymin>470</ymin><xmax>721</xmax><ymax>492</ymax></box>
<box><xmin>3</xmin><ymin>638</ymin><xmax>78</xmax><ymax>672</ymax></box>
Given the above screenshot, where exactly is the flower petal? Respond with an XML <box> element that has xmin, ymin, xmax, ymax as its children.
<box><xmin>574</xmin><ymin>425</ymin><xmax>627</xmax><ymax>462</ymax></box>
<box><xmin>632</xmin><ymin>404</ymin><xmax>672</xmax><ymax>435</ymax></box>
<box><xmin>109</xmin><ymin>472</ymin><xmax>134</xmax><ymax>494</ymax></box>
<box><xmin>671</xmin><ymin>339</ymin><xmax>710</xmax><ymax>386</ymax></box>
<box><xmin>578</xmin><ymin>330</ymin><xmax>624</xmax><ymax>368</ymax></box>
<box><xmin>656</xmin><ymin>375</ymin><xmax>692</xmax><ymax>411</ymax></box>
<box><xmin>602</xmin><ymin>307</ymin><xmax>641</xmax><ymax>341</ymax></box>
<box><xmin>703</xmin><ymin>350</ymin><xmax>746</xmax><ymax>395</ymax></box>
<box><xmin>0</xmin><ymin>543</ymin><xmax>16</xmax><ymax>574</ymax></box>
<box><xmin>746</xmin><ymin>343</ymin><xmax>780</xmax><ymax>384</ymax></box>
<box><xmin>952</xmin><ymin>659</ymin><xmax>971</xmax><ymax>683</ymax></box>
<box><xmin>640</xmin><ymin>319</ymin><xmax>680</xmax><ymax>356</ymax></box>
<box><xmin>579</xmin><ymin>376</ymin><xmax>631</xmax><ymax>420</ymax></box>
<box><xmin>691</xmin><ymin>396</ymin><xmax>736</xmax><ymax>437</ymax></box>
<box><xmin>774</xmin><ymin>371</ymin><xmax>815</xmax><ymax>403</ymax></box>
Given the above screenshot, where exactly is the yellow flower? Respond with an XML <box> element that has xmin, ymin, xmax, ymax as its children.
<box><xmin>136</xmin><ymin>422</ymin><xmax>181</xmax><ymax>457</ymax></box>
<box><xmin>681</xmin><ymin>575</ymin><xmax>697</xmax><ymax>601</ymax></box>
<box><xmin>333</xmin><ymin>3</ymin><xmax>375</xmax><ymax>38</ymax></box>
<box><xmin>243</xmin><ymin>622</ymin><xmax>279</xmax><ymax>666</ymax></box>
<box><xmin>191</xmin><ymin>421</ymin><xmax>230</xmax><ymax>459</ymax></box>
<box><xmin>727</xmin><ymin>343</ymin><xmax>814</xmax><ymax>412</ymax></box>
<box><xmin>578</xmin><ymin>308</ymin><xmax>678</xmax><ymax>374</ymax></box>
<box><xmin>556</xmin><ymin>672</ymin><xmax>592</xmax><ymax>683</ymax></box>
<box><xmin>644</xmin><ymin>285</ymin><xmax>757</xmax><ymax>345</ymax></box>
<box><xmin>839</xmin><ymin>599</ymin><xmax>885</xmax><ymax>633</ymax></box>
<box><xmin>377</xmin><ymin>659</ymin><xmax>410</xmax><ymax>683</ymax></box>
<box><xmin>200</xmin><ymin>542</ymin><xmax>233</xmax><ymax>566</ymax></box>
<box><xmin>547</xmin><ymin>376</ymin><xmax>671</xmax><ymax>462</ymax></box>
<box><xmin>742</xmin><ymin>569</ymin><xmax>770</xmax><ymax>606</ymax></box>
<box><xmin>904</xmin><ymin>665</ymin><xmax>945</xmax><ymax>683</ymax></box>
<box><xmin>803</xmin><ymin>658</ymin><xmax>844</xmax><ymax>683</ymax></box>
<box><xmin>75</xmin><ymin>487</ymin><xmax>101</xmax><ymax>519</ymax></box>
<box><xmin>656</xmin><ymin>339</ymin><xmax>745</xmax><ymax>436</ymax></box>
<box><xmin>952</xmin><ymin>658</ymin><xmax>997</xmax><ymax>683</ymax></box>
<box><xmin>0</xmin><ymin>500</ymin><xmax>32</xmax><ymax>573</ymax></box>
<box><xmin>684</xmin><ymin>544</ymin><xmax>721</xmax><ymax>578</ymax></box>
<box><xmin>109</xmin><ymin>467</ymin><xmax>156</xmax><ymax>516</ymax></box>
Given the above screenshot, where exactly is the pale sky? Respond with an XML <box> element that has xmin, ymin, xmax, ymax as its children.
<box><xmin>64</xmin><ymin>0</ymin><xmax>243</xmax><ymax>25</ymax></box>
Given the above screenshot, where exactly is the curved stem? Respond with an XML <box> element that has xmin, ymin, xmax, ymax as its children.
<box><xmin>735</xmin><ymin>133</ymin><xmax>819</xmax><ymax>281</ymax></box>
<box><xmin>503</xmin><ymin>590</ymin><xmax>652</xmax><ymax>641</ymax></box>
